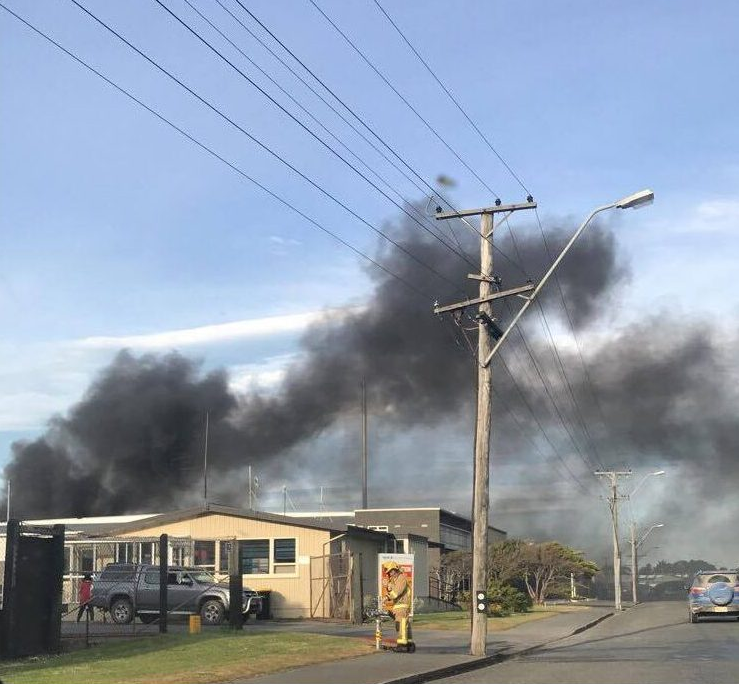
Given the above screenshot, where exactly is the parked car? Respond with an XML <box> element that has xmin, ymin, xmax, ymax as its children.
<box><xmin>687</xmin><ymin>571</ymin><xmax>739</xmax><ymax>623</ymax></box>
<box><xmin>89</xmin><ymin>563</ymin><xmax>262</xmax><ymax>625</ymax></box>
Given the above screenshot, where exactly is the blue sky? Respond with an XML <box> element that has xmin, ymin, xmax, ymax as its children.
<box><xmin>1</xmin><ymin>1</ymin><xmax>738</xmax><ymax>550</ymax></box>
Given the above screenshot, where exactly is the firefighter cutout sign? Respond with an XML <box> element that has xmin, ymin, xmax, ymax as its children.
<box><xmin>378</xmin><ymin>553</ymin><xmax>416</xmax><ymax>652</ymax></box>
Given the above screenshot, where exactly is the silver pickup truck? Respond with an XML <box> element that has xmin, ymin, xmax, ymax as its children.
<box><xmin>89</xmin><ymin>563</ymin><xmax>262</xmax><ymax>625</ymax></box>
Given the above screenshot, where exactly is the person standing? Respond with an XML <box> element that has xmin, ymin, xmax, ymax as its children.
<box><xmin>383</xmin><ymin>561</ymin><xmax>415</xmax><ymax>652</ymax></box>
<box><xmin>76</xmin><ymin>573</ymin><xmax>95</xmax><ymax>622</ymax></box>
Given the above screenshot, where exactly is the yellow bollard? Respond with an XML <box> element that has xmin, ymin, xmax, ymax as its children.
<box><xmin>189</xmin><ymin>615</ymin><xmax>201</xmax><ymax>634</ymax></box>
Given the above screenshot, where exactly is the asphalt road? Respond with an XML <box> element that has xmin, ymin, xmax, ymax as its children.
<box><xmin>436</xmin><ymin>601</ymin><xmax>739</xmax><ymax>684</ymax></box>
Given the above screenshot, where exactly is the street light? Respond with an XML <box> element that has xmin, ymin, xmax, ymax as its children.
<box><xmin>630</xmin><ymin>469</ymin><xmax>666</xmax><ymax>498</ymax></box>
<box><xmin>615</xmin><ymin>189</ymin><xmax>655</xmax><ymax>209</ymax></box>
<box><xmin>638</xmin><ymin>523</ymin><xmax>665</xmax><ymax>547</ymax></box>
<box><xmin>630</xmin><ymin>523</ymin><xmax>665</xmax><ymax>602</ymax></box>
<box><xmin>481</xmin><ymin>188</ymin><xmax>655</xmax><ymax>366</ymax></box>
<box><xmin>629</xmin><ymin>468</ymin><xmax>666</xmax><ymax>604</ymax></box>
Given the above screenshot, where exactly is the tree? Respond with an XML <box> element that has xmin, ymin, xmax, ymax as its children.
<box><xmin>435</xmin><ymin>549</ymin><xmax>472</xmax><ymax>603</ymax></box>
<box><xmin>488</xmin><ymin>539</ymin><xmax>526</xmax><ymax>586</ymax></box>
<box><xmin>653</xmin><ymin>559</ymin><xmax>716</xmax><ymax>577</ymax></box>
<box><xmin>521</xmin><ymin>542</ymin><xmax>598</xmax><ymax>605</ymax></box>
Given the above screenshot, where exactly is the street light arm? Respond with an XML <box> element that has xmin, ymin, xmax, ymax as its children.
<box><xmin>630</xmin><ymin>470</ymin><xmax>666</xmax><ymax>498</ymax></box>
<box><xmin>481</xmin><ymin>203</ymin><xmax>616</xmax><ymax>367</ymax></box>
<box><xmin>630</xmin><ymin>473</ymin><xmax>652</xmax><ymax>499</ymax></box>
<box><xmin>636</xmin><ymin>524</ymin><xmax>664</xmax><ymax>549</ymax></box>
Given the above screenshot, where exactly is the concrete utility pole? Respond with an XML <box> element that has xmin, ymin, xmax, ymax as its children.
<box><xmin>630</xmin><ymin>521</ymin><xmax>637</xmax><ymax>606</ymax></box>
<box><xmin>361</xmin><ymin>378</ymin><xmax>368</xmax><ymax>509</ymax></box>
<box><xmin>629</xmin><ymin>522</ymin><xmax>664</xmax><ymax>603</ymax></box>
<box><xmin>435</xmin><ymin>190</ymin><xmax>653</xmax><ymax>654</ymax></box>
<box><xmin>595</xmin><ymin>470</ymin><xmax>632</xmax><ymax>611</ymax></box>
<box><xmin>435</xmin><ymin>200</ymin><xmax>536</xmax><ymax>656</ymax></box>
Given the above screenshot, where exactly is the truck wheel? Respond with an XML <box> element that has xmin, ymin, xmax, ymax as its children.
<box><xmin>201</xmin><ymin>599</ymin><xmax>225</xmax><ymax>626</ymax></box>
<box><xmin>110</xmin><ymin>598</ymin><xmax>134</xmax><ymax>625</ymax></box>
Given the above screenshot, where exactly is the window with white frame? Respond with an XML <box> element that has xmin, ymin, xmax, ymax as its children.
<box><xmin>240</xmin><ymin>539</ymin><xmax>270</xmax><ymax>574</ymax></box>
<box><xmin>171</xmin><ymin>546</ymin><xmax>186</xmax><ymax>566</ymax></box>
<box><xmin>216</xmin><ymin>538</ymin><xmax>300</xmax><ymax>575</ymax></box>
<box><xmin>193</xmin><ymin>540</ymin><xmax>216</xmax><ymax>568</ymax></box>
<box><xmin>116</xmin><ymin>542</ymin><xmax>136</xmax><ymax>563</ymax></box>
<box><xmin>273</xmin><ymin>538</ymin><xmax>296</xmax><ymax>574</ymax></box>
<box><xmin>219</xmin><ymin>541</ymin><xmax>233</xmax><ymax>574</ymax></box>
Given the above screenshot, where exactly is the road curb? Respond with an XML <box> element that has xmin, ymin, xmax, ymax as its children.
<box><xmin>378</xmin><ymin>611</ymin><xmax>615</xmax><ymax>684</ymax></box>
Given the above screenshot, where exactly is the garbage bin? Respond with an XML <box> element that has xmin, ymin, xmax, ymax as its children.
<box><xmin>256</xmin><ymin>591</ymin><xmax>272</xmax><ymax>620</ymax></box>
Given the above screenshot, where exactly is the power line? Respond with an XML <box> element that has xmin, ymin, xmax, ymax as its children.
<box><xmin>368</xmin><ymin>0</ymin><xmax>608</xmax><ymax>486</ymax></box>
<box><xmin>229</xmin><ymin>0</ymin><xmax>526</xmax><ymax>276</ymax></box>
<box><xmin>146</xmin><ymin>0</ymin><xmax>478</xmax><ymax>275</ymax></box>
<box><xmin>506</xmin><ymin>212</ymin><xmax>607</xmax><ymax>469</ymax></box>
<box><xmin>180</xmin><ymin>0</ymin><xmax>472</xmax><ymax>265</ymax></box>
<box><xmin>68</xmin><ymin>0</ymin><xmax>465</xmax><ymax>294</ymax></box>
<box><xmin>0</xmin><ymin>2</ymin><xmax>432</xmax><ymax>305</ymax></box>
<box><xmin>533</xmin><ymin>298</ymin><xmax>605</xmax><ymax>469</ymax></box>
<box><xmin>307</xmin><ymin>0</ymin><xmax>500</xmax><ymax>199</ymax></box>
<box><xmin>446</xmin><ymin>316</ymin><xmax>591</xmax><ymax>494</ymax></box>
<box><xmin>494</xmin><ymin>354</ymin><xmax>592</xmax><ymax>494</ymax></box>
<box><xmin>510</xmin><ymin>319</ymin><xmax>598</xmax><ymax>473</ymax></box>
<box><xmin>220</xmin><ymin>0</ymin><xmax>430</xmax><ymax>198</ymax></box>
<box><xmin>368</xmin><ymin>0</ymin><xmax>612</xmax><ymax>468</ymax></box>
<box><xmin>371</xmin><ymin>0</ymin><xmax>531</xmax><ymax>196</ymax></box>
<box><xmin>533</xmin><ymin>206</ymin><xmax>614</xmax><ymax>449</ymax></box>
<box><xmin>497</xmin><ymin>220</ymin><xmax>604</xmax><ymax>470</ymax></box>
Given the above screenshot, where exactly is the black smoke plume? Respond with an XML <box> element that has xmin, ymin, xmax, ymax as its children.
<box><xmin>4</xmin><ymin>205</ymin><xmax>736</xmax><ymax>557</ymax></box>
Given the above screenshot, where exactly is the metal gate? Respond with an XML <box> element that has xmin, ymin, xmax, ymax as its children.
<box><xmin>309</xmin><ymin>552</ymin><xmax>352</xmax><ymax>619</ymax></box>
<box><xmin>1</xmin><ymin>520</ymin><xmax>65</xmax><ymax>659</ymax></box>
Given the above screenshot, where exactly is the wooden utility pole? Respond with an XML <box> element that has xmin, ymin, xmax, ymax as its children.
<box><xmin>595</xmin><ymin>470</ymin><xmax>631</xmax><ymax>611</ymax></box>
<box><xmin>203</xmin><ymin>412</ymin><xmax>209</xmax><ymax>504</ymax></box>
<box><xmin>361</xmin><ymin>378</ymin><xmax>368</xmax><ymax>509</ymax></box>
<box><xmin>435</xmin><ymin>200</ymin><xmax>536</xmax><ymax>656</ymax></box>
<box><xmin>470</xmin><ymin>211</ymin><xmax>494</xmax><ymax>655</ymax></box>
<box><xmin>630</xmin><ymin>521</ymin><xmax>638</xmax><ymax>604</ymax></box>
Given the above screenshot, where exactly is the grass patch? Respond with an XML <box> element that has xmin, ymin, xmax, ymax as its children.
<box><xmin>414</xmin><ymin>604</ymin><xmax>591</xmax><ymax>631</ymax></box>
<box><xmin>0</xmin><ymin>631</ymin><xmax>373</xmax><ymax>684</ymax></box>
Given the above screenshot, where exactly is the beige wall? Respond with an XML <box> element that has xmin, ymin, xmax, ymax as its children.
<box><xmin>119</xmin><ymin>514</ymin><xmax>331</xmax><ymax>619</ymax></box>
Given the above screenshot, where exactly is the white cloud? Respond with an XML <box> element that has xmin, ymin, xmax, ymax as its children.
<box><xmin>689</xmin><ymin>199</ymin><xmax>739</xmax><ymax>232</ymax></box>
<box><xmin>269</xmin><ymin>235</ymin><xmax>301</xmax><ymax>247</ymax></box>
<box><xmin>654</xmin><ymin>197</ymin><xmax>739</xmax><ymax>234</ymax></box>
<box><xmin>0</xmin><ymin>310</ymin><xmax>344</xmax><ymax>432</ymax></box>
<box><xmin>75</xmin><ymin>310</ymin><xmax>329</xmax><ymax>350</ymax></box>
<box><xmin>228</xmin><ymin>355</ymin><xmax>295</xmax><ymax>393</ymax></box>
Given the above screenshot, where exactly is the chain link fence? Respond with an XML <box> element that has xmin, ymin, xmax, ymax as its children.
<box><xmin>60</xmin><ymin>536</ymin><xmax>256</xmax><ymax>643</ymax></box>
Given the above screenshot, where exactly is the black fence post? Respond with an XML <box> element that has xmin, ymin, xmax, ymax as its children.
<box><xmin>159</xmin><ymin>534</ymin><xmax>168</xmax><ymax>634</ymax></box>
<box><xmin>0</xmin><ymin>519</ymin><xmax>20</xmax><ymax>659</ymax></box>
<box><xmin>228</xmin><ymin>541</ymin><xmax>243</xmax><ymax>630</ymax></box>
<box><xmin>49</xmin><ymin>524</ymin><xmax>65</xmax><ymax>653</ymax></box>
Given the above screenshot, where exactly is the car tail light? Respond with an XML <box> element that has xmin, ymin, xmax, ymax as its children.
<box><xmin>690</xmin><ymin>587</ymin><xmax>705</xmax><ymax>596</ymax></box>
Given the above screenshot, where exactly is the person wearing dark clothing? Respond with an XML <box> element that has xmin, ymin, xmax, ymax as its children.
<box><xmin>76</xmin><ymin>574</ymin><xmax>95</xmax><ymax>622</ymax></box>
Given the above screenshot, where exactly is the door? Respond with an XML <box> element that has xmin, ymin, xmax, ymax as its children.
<box><xmin>137</xmin><ymin>570</ymin><xmax>160</xmax><ymax>612</ymax></box>
<box><xmin>167</xmin><ymin>571</ymin><xmax>197</xmax><ymax>613</ymax></box>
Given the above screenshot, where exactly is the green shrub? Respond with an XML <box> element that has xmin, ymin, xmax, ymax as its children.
<box><xmin>486</xmin><ymin>582</ymin><xmax>532</xmax><ymax>616</ymax></box>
